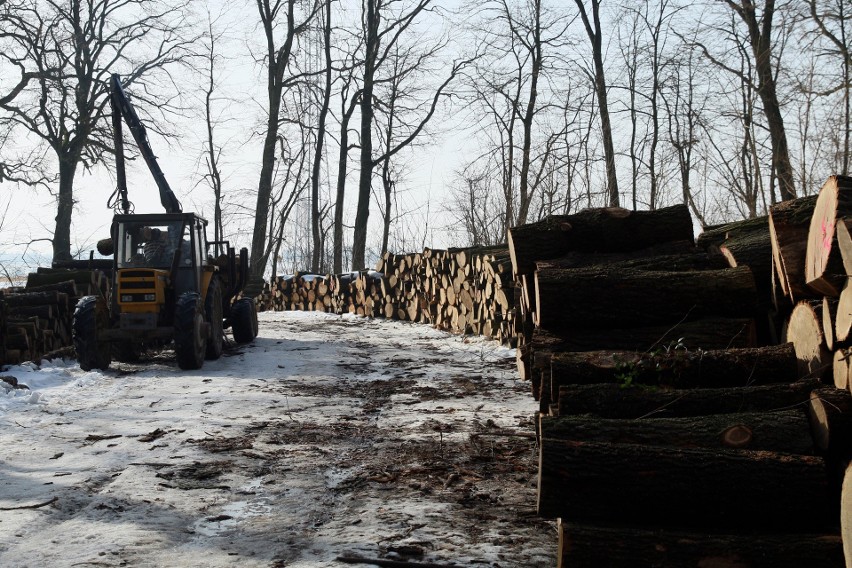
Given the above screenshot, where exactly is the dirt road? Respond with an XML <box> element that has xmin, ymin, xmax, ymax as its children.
<box><xmin>0</xmin><ymin>312</ymin><xmax>555</xmax><ymax>567</ymax></box>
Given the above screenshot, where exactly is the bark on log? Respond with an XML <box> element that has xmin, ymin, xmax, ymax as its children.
<box><xmin>549</xmin><ymin>343</ymin><xmax>797</xmax><ymax>390</ymax></box>
<box><xmin>535</xmin><ymin>266</ymin><xmax>757</xmax><ymax>331</ymax></box>
<box><xmin>529</xmin><ymin>318</ymin><xmax>757</xmax><ymax>354</ymax></box>
<box><xmin>719</xmin><ymin>221</ymin><xmax>773</xmax><ymax>309</ymax></box>
<box><xmin>808</xmin><ymin>387</ymin><xmax>852</xmax><ymax>458</ymax></box>
<box><xmin>787</xmin><ymin>300</ymin><xmax>831</xmax><ymax>379</ymax></box>
<box><xmin>535</xmin><ymin>246</ymin><xmax>725</xmax><ymax>273</ymax></box>
<box><xmin>540</xmin><ymin>409</ymin><xmax>813</xmax><ymax>454</ymax></box>
<box><xmin>696</xmin><ymin>215</ymin><xmax>769</xmax><ymax>250</ymax></box>
<box><xmin>508</xmin><ymin>204</ymin><xmax>694</xmax><ymax>278</ymax></box>
<box><xmin>537</xmin><ymin>439</ymin><xmax>831</xmax><ymax>528</ymax></box>
<box><xmin>769</xmin><ymin>195</ymin><xmax>818</xmax><ymax>302</ymax></box>
<box><xmin>806</xmin><ymin>175</ymin><xmax>852</xmax><ymax>296</ymax></box>
<box><xmin>557</xmin><ymin>379</ymin><xmax>820</xmax><ymax>419</ymax></box>
<box><xmin>557</xmin><ymin>520</ymin><xmax>844</xmax><ymax>568</ymax></box>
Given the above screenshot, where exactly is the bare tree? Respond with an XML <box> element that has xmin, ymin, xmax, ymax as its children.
<box><xmin>199</xmin><ymin>10</ymin><xmax>227</xmax><ymax>254</ymax></box>
<box><xmin>806</xmin><ymin>0</ymin><xmax>851</xmax><ymax>175</ymax></box>
<box><xmin>310</xmin><ymin>0</ymin><xmax>333</xmax><ymax>273</ymax></box>
<box><xmin>718</xmin><ymin>0</ymin><xmax>796</xmax><ymax>201</ymax></box>
<box><xmin>574</xmin><ymin>0</ymin><xmax>620</xmax><ymax>207</ymax></box>
<box><xmin>0</xmin><ymin>0</ymin><xmax>195</xmax><ymax>262</ymax></box>
<box><xmin>248</xmin><ymin>0</ymin><xmax>319</xmax><ymax>282</ymax></box>
<box><xmin>662</xmin><ymin>39</ymin><xmax>709</xmax><ymax>226</ymax></box>
<box><xmin>351</xmin><ymin>0</ymin><xmax>463</xmax><ymax>270</ymax></box>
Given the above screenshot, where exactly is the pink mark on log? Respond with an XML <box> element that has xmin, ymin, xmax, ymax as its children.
<box><xmin>823</xmin><ymin>219</ymin><xmax>835</xmax><ymax>252</ymax></box>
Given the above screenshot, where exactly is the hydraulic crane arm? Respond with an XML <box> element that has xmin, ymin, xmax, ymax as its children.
<box><xmin>110</xmin><ymin>74</ymin><xmax>182</xmax><ymax>215</ymax></box>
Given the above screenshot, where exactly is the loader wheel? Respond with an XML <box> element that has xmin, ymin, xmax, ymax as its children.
<box><xmin>205</xmin><ymin>277</ymin><xmax>224</xmax><ymax>360</ymax></box>
<box><xmin>174</xmin><ymin>292</ymin><xmax>207</xmax><ymax>370</ymax></box>
<box><xmin>113</xmin><ymin>340</ymin><xmax>141</xmax><ymax>362</ymax></box>
<box><xmin>231</xmin><ymin>297</ymin><xmax>258</xmax><ymax>344</ymax></box>
<box><xmin>73</xmin><ymin>296</ymin><xmax>111</xmax><ymax>371</ymax></box>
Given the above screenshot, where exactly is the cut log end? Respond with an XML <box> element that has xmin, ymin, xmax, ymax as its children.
<box><xmin>722</xmin><ymin>425</ymin><xmax>753</xmax><ymax>448</ymax></box>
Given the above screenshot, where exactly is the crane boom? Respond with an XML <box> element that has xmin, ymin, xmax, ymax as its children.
<box><xmin>110</xmin><ymin>74</ymin><xmax>182</xmax><ymax>215</ymax></box>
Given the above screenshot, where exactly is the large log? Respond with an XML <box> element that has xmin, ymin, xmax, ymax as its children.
<box><xmin>540</xmin><ymin>409</ymin><xmax>813</xmax><ymax>454</ymax></box>
<box><xmin>557</xmin><ymin>379</ymin><xmax>820</xmax><ymax>418</ymax></box>
<box><xmin>769</xmin><ymin>195</ymin><xmax>818</xmax><ymax>303</ymax></box>
<box><xmin>825</xmin><ymin>297</ymin><xmax>840</xmax><ymax>351</ymax></box>
<box><xmin>507</xmin><ymin>204</ymin><xmax>694</xmax><ymax>278</ymax></box>
<box><xmin>557</xmin><ymin>520</ymin><xmax>844</xmax><ymax>568</ymax></box>
<box><xmin>787</xmin><ymin>300</ymin><xmax>831</xmax><ymax>379</ymax></box>
<box><xmin>808</xmin><ymin>387</ymin><xmax>852</xmax><ymax>458</ymax></box>
<box><xmin>549</xmin><ymin>343</ymin><xmax>797</xmax><ymax>390</ymax></box>
<box><xmin>534</xmin><ymin>266</ymin><xmax>758</xmax><ymax>331</ymax></box>
<box><xmin>842</xmin><ymin>461</ymin><xmax>852</xmax><ymax>567</ymax></box>
<box><xmin>696</xmin><ymin>215</ymin><xmax>769</xmax><ymax>249</ymax></box>
<box><xmin>718</xmin><ymin>220</ymin><xmax>773</xmax><ymax>309</ymax></box>
<box><xmin>806</xmin><ymin>175</ymin><xmax>852</xmax><ymax>296</ymax></box>
<box><xmin>534</xmin><ymin>246</ymin><xmax>725</xmax><ymax>273</ymax></box>
<box><xmin>537</xmin><ymin>439</ymin><xmax>831</xmax><ymax>528</ymax></box>
<box><xmin>834</xmin><ymin>348</ymin><xmax>852</xmax><ymax>390</ymax></box>
<box><xmin>528</xmin><ymin>318</ymin><xmax>757</xmax><ymax>355</ymax></box>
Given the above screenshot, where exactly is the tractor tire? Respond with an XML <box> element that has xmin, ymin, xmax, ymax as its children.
<box><xmin>231</xmin><ymin>297</ymin><xmax>258</xmax><ymax>344</ymax></box>
<box><xmin>205</xmin><ymin>277</ymin><xmax>224</xmax><ymax>360</ymax></box>
<box><xmin>113</xmin><ymin>340</ymin><xmax>141</xmax><ymax>363</ymax></box>
<box><xmin>174</xmin><ymin>292</ymin><xmax>207</xmax><ymax>370</ymax></box>
<box><xmin>73</xmin><ymin>296</ymin><xmax>111</xmax><ymax>371</ymax></box>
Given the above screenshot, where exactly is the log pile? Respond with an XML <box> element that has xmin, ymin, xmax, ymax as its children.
<box><xmin>506</xmin><ymin>197</ymin><xmax>852</xmax><ymax>566</ymax></box>
<box><xmin>258</xmin><ymin>246</ymin><xmax>518</xmax><ymax>345</ymax></box>
<box><xmin>0</xmin><ymin>268</ymin><xmax>108</xmax><ymax>365</ymax></box>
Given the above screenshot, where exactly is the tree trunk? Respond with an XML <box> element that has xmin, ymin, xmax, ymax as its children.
<box><xmin>730</xmin><ymin>0</ymin><xmax>796</xmax><ymax>201</ymax></box>
<box><xmin>52</xmin><ymin>158</ymin><xmax>76</xmax><ymax>263</ymax></box>
<box><xmin>806</xmin><ymin>175</ymin><xmax>852</xmax><ymax>296</ymax></box>
<box><xmin>508</xmin><ymin>204</ymin><xmax>693</xmax><ymax>278</ymax></box>
<box><xmin>557</xmin><ymin>378</ymin><xmax>820</xmax><ymax>418</ymax></box>
<box><xmin>534</xmin><ymin>266</ymin><xmax>757</xmax><ymax>331</ymax></box>
<box><xmin>311</xmin><ymin>0</ymin><xmax>333</xmax><ymax>273</ymax></box>
<box><xmin>333</xmin><ymin>97</ymin><xmax>358</xmax><ymax>274</ymax></box>
<box><xmin>352</xmin><ymin>0</ymin><xmax>379</xmax><ymax>271</ymax></box>
<box><xmin>575</xmin><ymin>0</ymin><xmax>619</xmax><ymax>206</ymax></box>
<box><xmin>556</xmin><ymin>520</ymin><xmax>843</xmax><ymax>568</ymax></box>
<box><xmin>537</xmin><ymin>439</ymin><xmax>830</xmax><ymax>527</ymax></box>
<box><xmin>540</xmin><ymin>409</ymin><xmax>813</xmax><ymax>454</ymax></box>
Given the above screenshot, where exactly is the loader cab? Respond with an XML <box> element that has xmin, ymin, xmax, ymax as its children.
<box><xmin>113</xmin><ymin>212</ymin><xmax>208</xmax><ymax>299</ymax></box>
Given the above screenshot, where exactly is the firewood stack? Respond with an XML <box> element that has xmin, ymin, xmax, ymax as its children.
<box><xmin>508</xmin><ymin>200</ymin><xmax>850</xmax><ymax>566</ymax></box>
<box><xmin>258</xmin><ymin>246</ymin><xmax>518</xmax><ymax>345</ymax></box>
<box><xmin>0</xmin><ymin>268</ymin><xmax>108</xmax><ymax>365</ymax></box>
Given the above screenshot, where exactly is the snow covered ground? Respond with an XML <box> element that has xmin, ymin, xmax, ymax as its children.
<box><xmin>0</xmin><ymin>311</ymin><xmax>555</xmax><ymax>567</ymax></box>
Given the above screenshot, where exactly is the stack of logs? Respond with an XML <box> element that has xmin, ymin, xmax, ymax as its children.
<box><xmin>258</xmin><ymin>246</ymin><xmax>517</xmax><ymax>345</ymax></box>
<box><xmin>509</xmin><ymin>193</ymin><xmax>852</xmax><ymax>566</ymax></box>
<box><xmin>0</xmin><ymin>268</ymin><xmax>108</xmax><ymax>365</ymax></box>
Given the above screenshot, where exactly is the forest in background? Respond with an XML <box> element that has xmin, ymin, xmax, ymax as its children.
<box><xmin>0</xmin><ymin>0</ymin><xmax>849</xmax><ymax>279</ymax></box>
